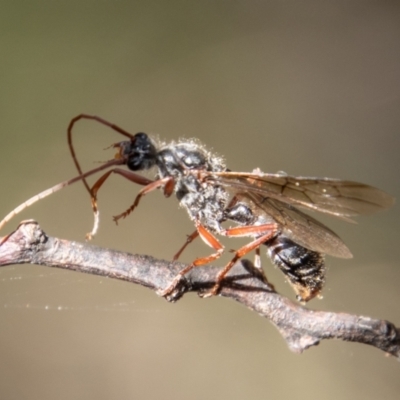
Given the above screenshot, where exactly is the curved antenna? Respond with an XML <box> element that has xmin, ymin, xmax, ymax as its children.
<box><xmin>67</xmin><ymin>114</ymin><xmax>135</xmax><ymax>196</ymax></box>
<box><xmin>0</xmin><ymin>158</ymin><xmax>123</xmax><ymax>235</ymax></box>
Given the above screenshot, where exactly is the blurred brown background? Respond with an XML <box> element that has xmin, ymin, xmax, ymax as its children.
<box><xmin>0</xmin><ymin>1</ymin><xmax>399</xmax><ymax>399</ymax></box>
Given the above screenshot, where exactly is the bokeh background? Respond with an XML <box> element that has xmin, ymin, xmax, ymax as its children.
<box><xmin>0</xmin><ymin>1</ymin><xmax>399</xmax><ymax>399</ymax></box>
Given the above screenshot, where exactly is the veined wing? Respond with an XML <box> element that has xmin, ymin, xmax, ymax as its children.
<box><xmin>239</xmin><ymin>191</ymin><xmax>353</xmax><ymax>258</ymax></box>
<box><xmin>204</xmin><ymin>171</ymin><xmax>394</xmax><ymax>219</ymax></box>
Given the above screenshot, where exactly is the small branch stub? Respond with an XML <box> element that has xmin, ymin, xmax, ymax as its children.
<box><xmin>0</xmin><ymin>220</ymin><xmax>399</xmax><ymax>359</ymax></box>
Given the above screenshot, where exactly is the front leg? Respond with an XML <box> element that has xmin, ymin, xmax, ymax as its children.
<box><xmin>112</xmin><ymin>176</ymin><xmax>175</xmax><ymax>223</ymax></box>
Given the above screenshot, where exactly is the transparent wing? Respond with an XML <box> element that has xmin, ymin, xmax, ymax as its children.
<box><xmin>240</xmin><ymin>191</ymin><xmax>353</xmax><ymax>258</ymax></box>
<box><xmin>205</xmin><ymin>171</ymin><xmax>394</xmax><ymax>218</ymax></box>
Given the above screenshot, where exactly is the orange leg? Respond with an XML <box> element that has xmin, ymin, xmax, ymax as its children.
<box><xmin>85</xmin><ymin>168</ymin><xmax>172</xmax><ymax>238</ymax></box>
<box><xmin>158</xmin><ymin>222</ymin><xmax>278</xmax><ymax>298</ymax></box>
<box><xmin>203</xmin><ymin>225</ymin><xmax>278</xmax><ymax>297</ymax></box>
<box><xmin>80</xmin><ymin>168</ymin><xmax>154</xmax><ymax>239</ymax></box>
<box><xmin>173</xmin><ymin>230</ymin><xmax>199</xmax><ymax>261</ymax></box>
<box><xmin>222</xmin><ymin>224</ymin><xmax>276</xmax><ymax>237</ymax></box>
<box><xmin>225</xmin><ymin>225</ymin><xmax>274</xmax><ymax>288</ymax></box>
<box><xmin>90</xmin><ymin>168</ymin><xmax>153</xmax><ymax>207</ymax></box>
<box><xmin>158</xmin><ymin>221</ymin><xmax>225</xmax><ymax>297</ymax></box>
<box><xmin>171</xmin><ymin>198</ymin><xmax>262</xmax><ymax>261</ymax></box>
<box><xmin>112</xmin><ymin>176</ymin><xmax>174</xmax><ymax>223</ymax></box>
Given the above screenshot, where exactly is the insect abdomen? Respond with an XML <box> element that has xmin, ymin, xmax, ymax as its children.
<box><xmin>265</xmin><ymin>236</ymin><xmax>325</xmax><ymax>302</ymax></box>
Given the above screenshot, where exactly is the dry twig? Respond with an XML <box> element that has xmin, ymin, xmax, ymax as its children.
<box><xmin>0</xmin><ymin>220</ymin><xmax>399</xmax><ymax>358</ymax></box>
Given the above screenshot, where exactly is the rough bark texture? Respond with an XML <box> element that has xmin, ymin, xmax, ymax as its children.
<box><xmin>0</xmin><ymin>220</ymin><xmax>399</xmax><ymax>358</ymax></box>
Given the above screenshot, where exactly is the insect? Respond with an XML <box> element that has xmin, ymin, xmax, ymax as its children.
<box><xmin>0</xmin><ymin>115</ymin><xmax>394</xmax><ymax>301</ymax></box>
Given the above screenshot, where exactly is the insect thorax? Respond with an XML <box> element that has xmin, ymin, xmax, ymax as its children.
<box><xmin>155</xmin><ymin>141</ymin><xmax>229</xmax><ymax>232</ymax></box>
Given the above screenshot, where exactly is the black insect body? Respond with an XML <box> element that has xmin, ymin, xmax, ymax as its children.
<box><xmin>267</xmin><ymin>237</ymin><xmax>325</xmax><ymax>301</ymax></box>
<box><xmin>83</xmin><ymin>130</ymin><xmax>393</xmax><ymax>301</ymax></box>
<box><xmin>0</xmin><ymin>115</ymin><xmax>394</xmax><ymax>302</ymax></box>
